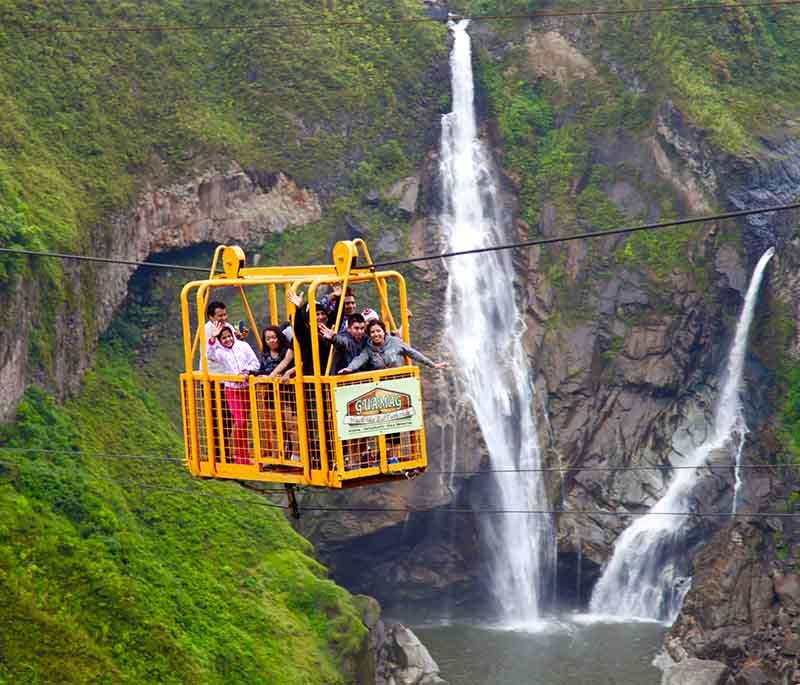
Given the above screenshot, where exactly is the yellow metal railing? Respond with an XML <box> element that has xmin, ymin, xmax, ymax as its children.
<box><xmin>179</xmin><ymin>240</ymin><xmax>428</xmax><ymax>488</ymax></box>
<box><xmin>180</xmin><ymin>366</ymin><xmax>426</xmax><ymax>488</ymax></box>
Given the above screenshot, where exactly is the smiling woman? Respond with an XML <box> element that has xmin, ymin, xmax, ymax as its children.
<box><xmin>340</xmin><ymin>318</ymin><xmax>448</xmax><ymax>372</ymax></box>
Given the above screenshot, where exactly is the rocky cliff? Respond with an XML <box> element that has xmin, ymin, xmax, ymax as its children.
<box><xmin>664</xmin><ymin>521</ymin><xmax>800</xmax><ymax>684</ymax></box>
<box><xmin>0</xmin><ymin>164</ymin><xmax>320</xmax><ymax>422</ymax></box>
<box><xmin>298</xmin><ymin>14</ymin><xmax>800</xmax><ymax>681</ymax></box>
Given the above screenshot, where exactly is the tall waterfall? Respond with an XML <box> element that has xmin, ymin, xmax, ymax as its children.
<box><xmin>440</xmin><ymin>19</ymin><xmax>555</xmax><ymax>624</ymax></box>
<box><xmin>589</xmin><ymin>247</ymin><xmax>775</xmax><ymax>622</ymax></box>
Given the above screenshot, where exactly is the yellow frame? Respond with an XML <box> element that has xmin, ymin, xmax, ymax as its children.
<box><xmin>179</xmin><ymin>240</ymin><xmax>427</xmax><ymax>488</ymax></box>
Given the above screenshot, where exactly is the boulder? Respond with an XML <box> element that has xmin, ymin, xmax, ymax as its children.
<box><xmin>354</xmin><ymin>595</ymin><xmax>447</xmax><ymax>685</ymax></box>
<box><xmin>733</xmin><ymin>665</ymin><xmax>771</xmax><ymax>684</ymax></box>
<box><xmin>660</xmin><ymin>658</ymin><xmax>729</xmax><ymax>685</ymax></box>
<box><xmin>382</xmin><ymin>176</ymin><xmax>420</xmax><ymax>219</ymax></box>
<box><xmin>377</xmin><ymin>623</ymin><xmax>448</xmax><ymax>685</ymax></box>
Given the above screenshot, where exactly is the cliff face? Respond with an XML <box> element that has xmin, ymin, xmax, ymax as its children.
<box><xmin>3</xmin><ymin>3</ymin><xmax>799</xmax><ymax>680</ymax></box>
<box><xmin>664</xmin><ymin>521</ymin><xmax>800</xmax><ymax>683</ymax></box>
<box><xmin>0</xmin><ymin>164</ymin><xmax>320</xmax><ymax>422</ymax></box>
<box><xmin>304</xmin><ymin>20</ymin><xmax>800</xmax><ymax>671</ymax></box>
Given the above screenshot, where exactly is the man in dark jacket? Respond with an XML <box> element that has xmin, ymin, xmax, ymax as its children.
<box><xmin>286</xmin><ymin>290</ymin><xmax>335</xmax><ymax>464</ymax></box>
<box><xmin>319</xmin><ymin>312</ymin><xmax>366</xmax><ymax>374</ymax></box>
<box><xmin>324</xmin><ymin>285</ymin><xmax>359</xmax><ymax>333</ymax></box>
<box><xmin>288</xmin><ymin>290</ymin><xmax>332</xmax><ymax>376</ymax></box>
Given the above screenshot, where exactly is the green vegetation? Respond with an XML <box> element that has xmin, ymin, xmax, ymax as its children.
<box><xmin>0</xmin><ymin>0</ymin><xmax>446</xmax><ymax>287</ymax></box>
<box><xmin>591</xmin><ymin>0</ymin><xmax>800</xmax><ymax>152</ymax></box>
<box><xmin>0</xmin><ymin>0</ymin><xmax>447</xmax><ymax>389</ymax></box>
<box><xmin>0</xmin><ymin>349</ymin><xmax>366</xmax><ymax>684</ymax></box>
<box><xmin>779</xmin><ymin>363</ymin><xmax>800</xmax><ymax>458</ymax></box>
<box><xmin>617</xmin><ymin>224</ymin><xmax>697</xmax><ymax>280</ymax></box>
<box><xmin>476</xmin><ymin>58</ymin><xmax>553</xmax><ymax>226</ymax></box>
<box><xmin>471</xmin><ymin>1</ymin><xmax>800</xmax><ymax>284</ymax></box>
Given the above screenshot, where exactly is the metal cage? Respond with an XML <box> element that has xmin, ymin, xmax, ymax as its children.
<box><xmin>179</xmin><ymin>240</ymin><xmax>428</xmax><ymax>488</ymax></box>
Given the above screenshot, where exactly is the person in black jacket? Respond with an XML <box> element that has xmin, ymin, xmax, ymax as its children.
<box><xmin>286</xmin><ymin>289</ymin><xmax>334</xmax><ymax>466</ymax></box>
<box><xmin>318</xmin><ymin>312</ymin><xmax>366</xmax><ymax>375</ymax></box>
<box><xmin>287</xmin><ymin>290</ymin><xmax>333</xmax><ymax>376</ymax></box>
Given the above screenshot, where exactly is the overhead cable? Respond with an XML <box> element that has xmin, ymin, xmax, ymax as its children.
<box><xmin>371</xmin><ymin>201</ymin><xmax>800</xmax><ymax>269</ymax></box>
<box><xmin>6</xmin><ymin>0</ymin><xmax>800</xmax><ymax>34</ymax></box>
<box><xmin>0</xmin><ymin>247</ymin><xmax>209</xmax><ymax>273</ymax></box>
<box><xmin>3</xmin><ymin>201</ymin><xmax>799</xmax><ymax>275</ymax></box>
<box><xmin>2</xmin><ymin>457</ymin><xmax>798</xmax><ymax>518</ymax></box>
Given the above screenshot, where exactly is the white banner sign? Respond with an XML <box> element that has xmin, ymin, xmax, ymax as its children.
<box><xmin>334</xmin><ymin>377</ymin><xmax>423</xmax><ymax>440</ymax></box>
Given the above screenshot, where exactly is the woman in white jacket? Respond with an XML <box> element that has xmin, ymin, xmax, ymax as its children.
<box><xmin>206</xmin><ymin>321</ymin><xmax>260</xmax><ymax>463</ymax></box>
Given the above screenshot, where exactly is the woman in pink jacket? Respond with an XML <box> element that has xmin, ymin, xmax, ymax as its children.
<box><xmin>206</xmin><ymin>321</ymin><xmax>261</xmax><ymax>464</ymax></box>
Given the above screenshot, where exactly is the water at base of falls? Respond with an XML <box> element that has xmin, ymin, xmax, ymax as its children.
<box><xmin>589</xmin><ymin>247</ymin><xmax>775</xmax><ymax>622</ymax></box>
<box><xmin>439</xmin><ymin>19</ymin><xmax>554</xmax><ymax>623</ymax></box>
<box><xmin>414</xmin><ymin>619</ymin><xmax>666</xmax><ymax>685</ymax></box>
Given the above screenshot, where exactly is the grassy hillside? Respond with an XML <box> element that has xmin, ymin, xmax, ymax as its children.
<box><xmin>459</xmin><ymin>0</ymin><xmax>800</xmax><ymax>153</ymax></box>
<box><xmin>0</xmin><ymin>346</ymin><xmax>367</xmax><ymax>684</ymax></box>
<box><xmin>0</xmin><ymin>0</ymin><xmax>444</xmax><ymax>240</ymax></box>
<box><xmin>0</xmin><ymin>0</ymin><xmax>447</xmax><ymax>359</ymax></box>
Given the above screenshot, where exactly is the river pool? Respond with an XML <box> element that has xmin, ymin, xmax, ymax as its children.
<box><xmin>412</xmin><ymin>616</ymin><xmax>667</xmax><ymax>685</ymax></box>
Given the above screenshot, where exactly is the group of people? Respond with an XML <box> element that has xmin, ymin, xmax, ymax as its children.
<box><xmin>201</xmin><ymin>286</ymin><xmax>447</xmax><ymax>465</ymax></box>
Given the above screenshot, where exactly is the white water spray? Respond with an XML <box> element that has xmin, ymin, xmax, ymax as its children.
<box><xmin>589</xmin><ymin>247</ymin><xmax>775</xmax><ymax>622</ymax></box>
<box><xmin>440</xmin><ymin>20</ymin><xmax>555</xmax><ymax>624</ymax></box>
<box><xmin>731</xmin><ymin>426</ymin><xmax>748</xmax><ymax>514</ymax></box>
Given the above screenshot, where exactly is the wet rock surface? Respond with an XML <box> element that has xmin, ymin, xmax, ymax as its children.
<box><xmin>660</xmin><ymin>657</ymin><xmax>730</xmax><ymax>685</ymax></box>
<box><xmin>665</xmin><ymin>522</ymin><xmax>800</xmax><ymax>683</ymax></box>
<box><xmin>0</xmin><ymin>162</ymin><xmax>321</xmax><ymax>422</ymax></box>
<box><xmin>355</xmin><ymin>595</ymin><xmax>448</xmax><ymax>685</ymax></box>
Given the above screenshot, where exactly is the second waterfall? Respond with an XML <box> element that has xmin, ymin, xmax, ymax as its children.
<box><xmin>440</xmin><ymin>20</ymin><xmax>555</xmax><ymax>624</ymax></box>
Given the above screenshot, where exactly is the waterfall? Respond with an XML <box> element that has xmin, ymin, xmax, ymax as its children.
<box><xmin>731</xmin><ymin>426</ymin><xmax>748</xmax><ymax>514</ymax></box>
<box><xmin>440</xmin><ymin>19</ymin><xmax>555</xmax><ymax>624</ymax></box>
<box><xmin>589</xmin><ymin>247</ymin><xmax>775</xmax><ymax>622</ymax></box>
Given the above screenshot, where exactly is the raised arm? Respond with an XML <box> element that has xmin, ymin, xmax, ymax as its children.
<box><xmin>340</xmin><ymin>347</ymin><xmax>370</xmax><ymax>374</ymax></box>
<box><xmin>290</xmin><ymin>294</ymin><xmax>311</xmax><ymax>348</ymax></box>
<box><xmin>400</xmin><ymin>342</ymin><xmax>447</xmax><ymax>369</ymax></box>
<box><xmin>206</xmin><ymin>339</ymin><xmax>223</xmax><ymax>363</ymax></box>
<box><xmin>206</xmin><ymin>321</ymin><xmax>224</xmax><ymax>362</ymax></box>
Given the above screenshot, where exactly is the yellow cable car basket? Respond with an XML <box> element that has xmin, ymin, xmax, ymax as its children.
<box><xmin>179</xmin><ymin>240</ymin><xmax>428</xmax><ymax>488</ymax></box>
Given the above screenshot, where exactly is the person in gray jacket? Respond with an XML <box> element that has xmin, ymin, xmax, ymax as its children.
<box><xmin>338</xmin><ymin>319</ymin><xmax>448</xmax><ymax>373</ymax></box>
